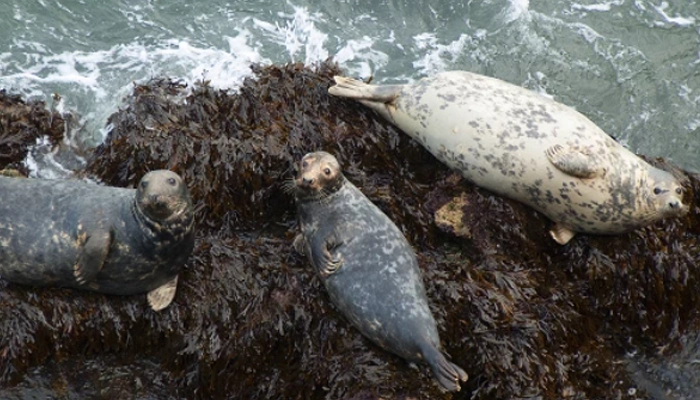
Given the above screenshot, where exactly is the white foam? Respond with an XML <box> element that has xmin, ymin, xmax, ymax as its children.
<box><xmin>251</xmin><ymin>4</ymin><xmax>329</xmax><ymax>64</ymax></box>
<box><xmin>505</xmin><ymin>0</ymin><xmax>531</xmax><ymax>23</ymax></box>
<box><xmin>571</xmin><ymin>1</ymin><xmax>623</xmax><ymax>12</ymax></box>
<box><xmin>412</xmin><ymin>33</ymin><xmax>474</xmax><ymax>75</ymax></box>
<box><xmin>652</xmin><ymin>2</ymin><xmax>695</xmax><ymax>26</ymax></box>
<box><xmin>334</xmin><ymin>36</ymin><xmax>389</xmax><ymax>78</ymax></box>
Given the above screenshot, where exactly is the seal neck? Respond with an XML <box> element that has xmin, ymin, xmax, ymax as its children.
<box><xmin>131</xmin><ymin>198</ymin><xmax>194</xmax><ymax>243</ymax></box>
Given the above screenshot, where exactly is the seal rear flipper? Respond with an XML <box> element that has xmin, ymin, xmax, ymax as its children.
<box><xmin>550</xmin><ymin>223</ymin><xmax>576</xmax><ymax>245</ymax></box>
<box><xmin>422</xmin><ymin>345</ymin><xmax>468</xmax><ymax>392</ymax></box>
<box><xmin>328</xmin><ymin>76</ymin><xmax>402</xmax><ymax>103</ymax></box>
<box><xmin>74</xmin><ymin>229</ymin><xmax>112</xmax><ymax>285</ymax></box>
<box><xmin>147</xmin><ymin>275</ymin><xmax>178</xmax><ymax>311</ymax></box>
<box><xmin>545</xmin><ymin>144</ymin><xmax>607</xmax><ymax>179</ymax></box>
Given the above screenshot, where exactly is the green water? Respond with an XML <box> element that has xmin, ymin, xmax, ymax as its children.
<box><xmin>0</xmin><ymin>0</ymin><xmax>697</xmax><ymax>171</ymax></box>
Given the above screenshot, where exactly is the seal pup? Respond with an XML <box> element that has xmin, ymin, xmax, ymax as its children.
<box><xmin>328</xmin><ymin>72</ymin><xmax>687</xmax><ymax>244</ymax></box>
<box><xmin>291</xmin><ymin>151</ymin><xmax>468</xmax><ymax>391</ymax></box>
<box><xmin>0</xmin><ymin>170</ymin><xmax>194</xmax><ymax>311</ymax></box>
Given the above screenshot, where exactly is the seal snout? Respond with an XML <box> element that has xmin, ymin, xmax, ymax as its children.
<box><xmin>299</xmin><ymin>175</ymin><xmax>316</xmax><ymax>188</ymax></box>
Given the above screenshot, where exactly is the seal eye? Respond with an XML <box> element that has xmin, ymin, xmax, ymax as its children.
<box><xmin>653</xmin><ymin>188</ymin><xmax>662</xmax><ymax>195</ymax></box>
<box><xmin>140</xmin><ymin>181</ymin><xmax>148</xmax><ymax>190</ymax></box>
<box><xmin>302</xmin><ymin>161</ymin><xmax>308</xmax><ymax>168</ymax></box>
<box><xmin>323</xmin><ymin>168</ymin><xmax>331</xmax><ymax>176</ymax></box>
<box><xmin>676</xmin><ymin>187</ymin><xmax>683</xmax><ymax>195</ymax></box>
<box><xmin>167</xmin><ymin>178</ymin><xmax>177</xmax><ymax>186</ymax></box>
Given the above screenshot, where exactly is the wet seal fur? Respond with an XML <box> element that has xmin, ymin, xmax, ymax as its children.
<box><xmin>291</xmin><ymin>151</ymin><xmax>468</xmax><ymax>391</ymax></box>
<box><xmin>329</xmin><ymin>72</ymin><xmax>688</xmax><ymax>244</ymax></box>
<box><xmin>0</xmin><ymin>170</ymin><xmax>194</xmax><ymax>311</ymax></box>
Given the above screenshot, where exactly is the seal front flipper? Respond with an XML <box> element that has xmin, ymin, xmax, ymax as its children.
<box><xmin>147</xmin><ymin>275</ymin><xmax>178</xmax><ymax>311</ymax></box>
<box><xmin>309</xmin><ymin>230</ymin><xmax>344</xmax><ymax>278</ymax></box>
<box><xmin>550</xmin><ymin>223</ymin><xmax>577</xmax><ymax>245</ymax></box>
<box><xmin>545</xmin><ymin>144</ymin><xmax>607</xmax><ymax>179</ymax></box>
<box><xmin>292</xmin><ymin>234</ymin><xmax>306</xmax><ymax>255</ymax></box>
<box><xmin>74</xmin><ymin>229</ymin><xmax>112</xmax><ymax>285</ymax></box>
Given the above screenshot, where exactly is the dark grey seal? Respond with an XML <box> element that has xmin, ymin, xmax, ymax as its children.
<box><xmin>291</xmin><ymin>151</ymin><xmax>468</xmax><ymax>392</ymax></box>
<box><xmin>0</xmin><ymin>170</ymin><xmax>194</xmax><ymax>311</ymax></box>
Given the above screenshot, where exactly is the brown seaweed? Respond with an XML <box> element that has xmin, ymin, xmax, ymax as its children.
<box><xmin>0</xmin><ymin>91</ymin><xmax>65</xmax><ymax>174</ymax></box>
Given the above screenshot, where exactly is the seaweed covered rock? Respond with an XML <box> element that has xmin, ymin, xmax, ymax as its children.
<box><xmin>0</xmin><ymin>91</ymin><xmax>65</xmax><ymax>174</ymax></box>
<box><xmin>1</xmin><ymin>61</ymin><xmax>699</xmax><ymax>400</ymax></box>
<box><xmin>85</xmin><ymin>65</ymin><xmax>438</xmax><ymax>242</ymax></box>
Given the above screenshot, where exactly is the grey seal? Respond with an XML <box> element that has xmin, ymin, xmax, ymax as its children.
<box><xmin>291</xmin><ymin>151</ymin><xmax>468</xmax><ymax>391</ymax></box>
<box><xmin>0</xmin><ymin>170</ymin><xmax>194</xmax><ymax>311</ymax></box>
<box><xmin>329</xmin><ymin>72</ymin><xmax>688</xmax><ymax>244</ymax></box>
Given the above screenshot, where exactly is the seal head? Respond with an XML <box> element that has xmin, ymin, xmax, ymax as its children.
<box><xmin>644</xmin><ymin>168</ymin><xmax>686</xmax><ymax>220</ymax></box>
<box><xmin>294</xmin><ymin>151</ymin><xmax>344</xmax><ymax>202</ymax></box>
<box><xmin>134</xmin><ymin>170</ymin><xmax>194</xmax><ymax>244</ymax></box>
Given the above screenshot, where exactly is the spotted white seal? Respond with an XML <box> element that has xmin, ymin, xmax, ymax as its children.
<box><xmin>291</xmin><ymin>151</ymin><xmax>468</xmax><ymax>391</ymax></box>
<box><xmin>0</xmin><ymin>170</ymin><xmax>195</xmax><ymax>311</ymax></box>
<box><xmin>329</xmin><ymin>72</ymin><xmax>687</xmax><ymax>244</ymax></box>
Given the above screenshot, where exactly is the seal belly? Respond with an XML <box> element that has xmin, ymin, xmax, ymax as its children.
<box><xmin>392</xmin><ymin>79</ymin><xmax>632</xmax><ymax>234</ymax></box>
<box><xmin>321</xmin><ymin>201</ymin><xmax>440</xmax><ymax>360</ymax></box>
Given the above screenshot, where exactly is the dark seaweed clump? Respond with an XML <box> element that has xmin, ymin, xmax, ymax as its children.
<box><xmin>0</xmin><ymin>60</ymin><xmax>699</xmax><ymax>399</ymax></box>
<box><xmin>0</xmin><ymin>91</ymin><xmax>65</xmax><ymax>174</ymax></box>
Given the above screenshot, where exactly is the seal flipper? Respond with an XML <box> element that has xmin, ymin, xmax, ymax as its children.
<box><xmin>292</xmin><ymin>234</ymin><xmax>306</xmax><ymax>255</ymax></box>
<box><xmin>421</xmin><ymin>343</ymin><xmax>468</xmax><ymax>392</ymax></box>
<box><xmin>147</xmin><ymin>275</ymin><xmax>178</xmax><ymax>311</ymax></box>
<box><xmin>545</xmin><ymin>144</ymin><xmax>606</xmax><ymax>179</ymax></box>
<box><xmin>309</xmin><ymin>230</ymin><xmax>344</xmax><ymax>278</ymax></box>
<box><xmin>74</xmin><ymin>229</ymin><xmax>112</xmax><ymax>285</ymax></box>
<box><xmin>328</xmin><ymin>76</ymin><xmax>403</xmax><ymax>103</ymax></box>
<box><xmin>550</xmin><ymin>223</ymin><xmax>576</xmax><ymax>245</ymax></box>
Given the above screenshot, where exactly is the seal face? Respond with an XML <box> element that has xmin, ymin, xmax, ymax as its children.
<box><xmin>329</xmin><ymin>72</ymin><xmax>688</xmax><ymax>244</ymax></box>
<box><xmin>0</xmin><ymin>170</ymin><xmax>195</xmax><ymax>311</ymax></box>
<box><xmin>292</xmin><ymin>151</ymin><xmax>468</xmax><ymax>392</ymax></box>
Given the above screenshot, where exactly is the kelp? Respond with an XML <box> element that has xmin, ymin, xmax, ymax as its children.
<box><xmin>0</xmin><ymin>60</ymin><xmax>698</xmax><ymax>399</ymax></box>
<box><xmin>0</xmin><ymin>91</ymin><xmax>65</xmax><ymax>175</ymax></box>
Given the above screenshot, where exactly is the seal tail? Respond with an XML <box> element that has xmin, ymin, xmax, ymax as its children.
<box><xmin>328</xmin><ymin>76</ymin><xmax>402</xmax><ymax>103</ymax></box>
<box><xmin>422</xmin><ymin>345</ymin><xmax>468</xmax><ymax>392</ymax></box>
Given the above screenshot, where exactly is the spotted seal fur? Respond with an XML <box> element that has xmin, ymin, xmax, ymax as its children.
<box><xmin>291</xmin><ymin>151</ymin><xmax>468</xmax><ymax>391</ymax></box>
<box><xmin>329</xmin><ymin>72</ymin><xmax>688</xmax><ymax>244</ymax></box>
<box><xmin>0</xmin><ymin>170</ymin><xmax>194</xmax><ymax>311</ymax></box>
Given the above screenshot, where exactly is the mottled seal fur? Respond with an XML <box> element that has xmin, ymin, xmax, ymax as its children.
<box><xmin>329</xmin><ymin>72</ymin><xmax>688</xmax><ymax>244</ymax></box>
<box><xmin>0</xmin><ymin>170</ymin><xmax>194</xmax><ymax>311</ymax></box>
<box><xmin>291</xmin><ymin>151</ymin><xmax>468</xmax><ymax>391</ymax></box>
